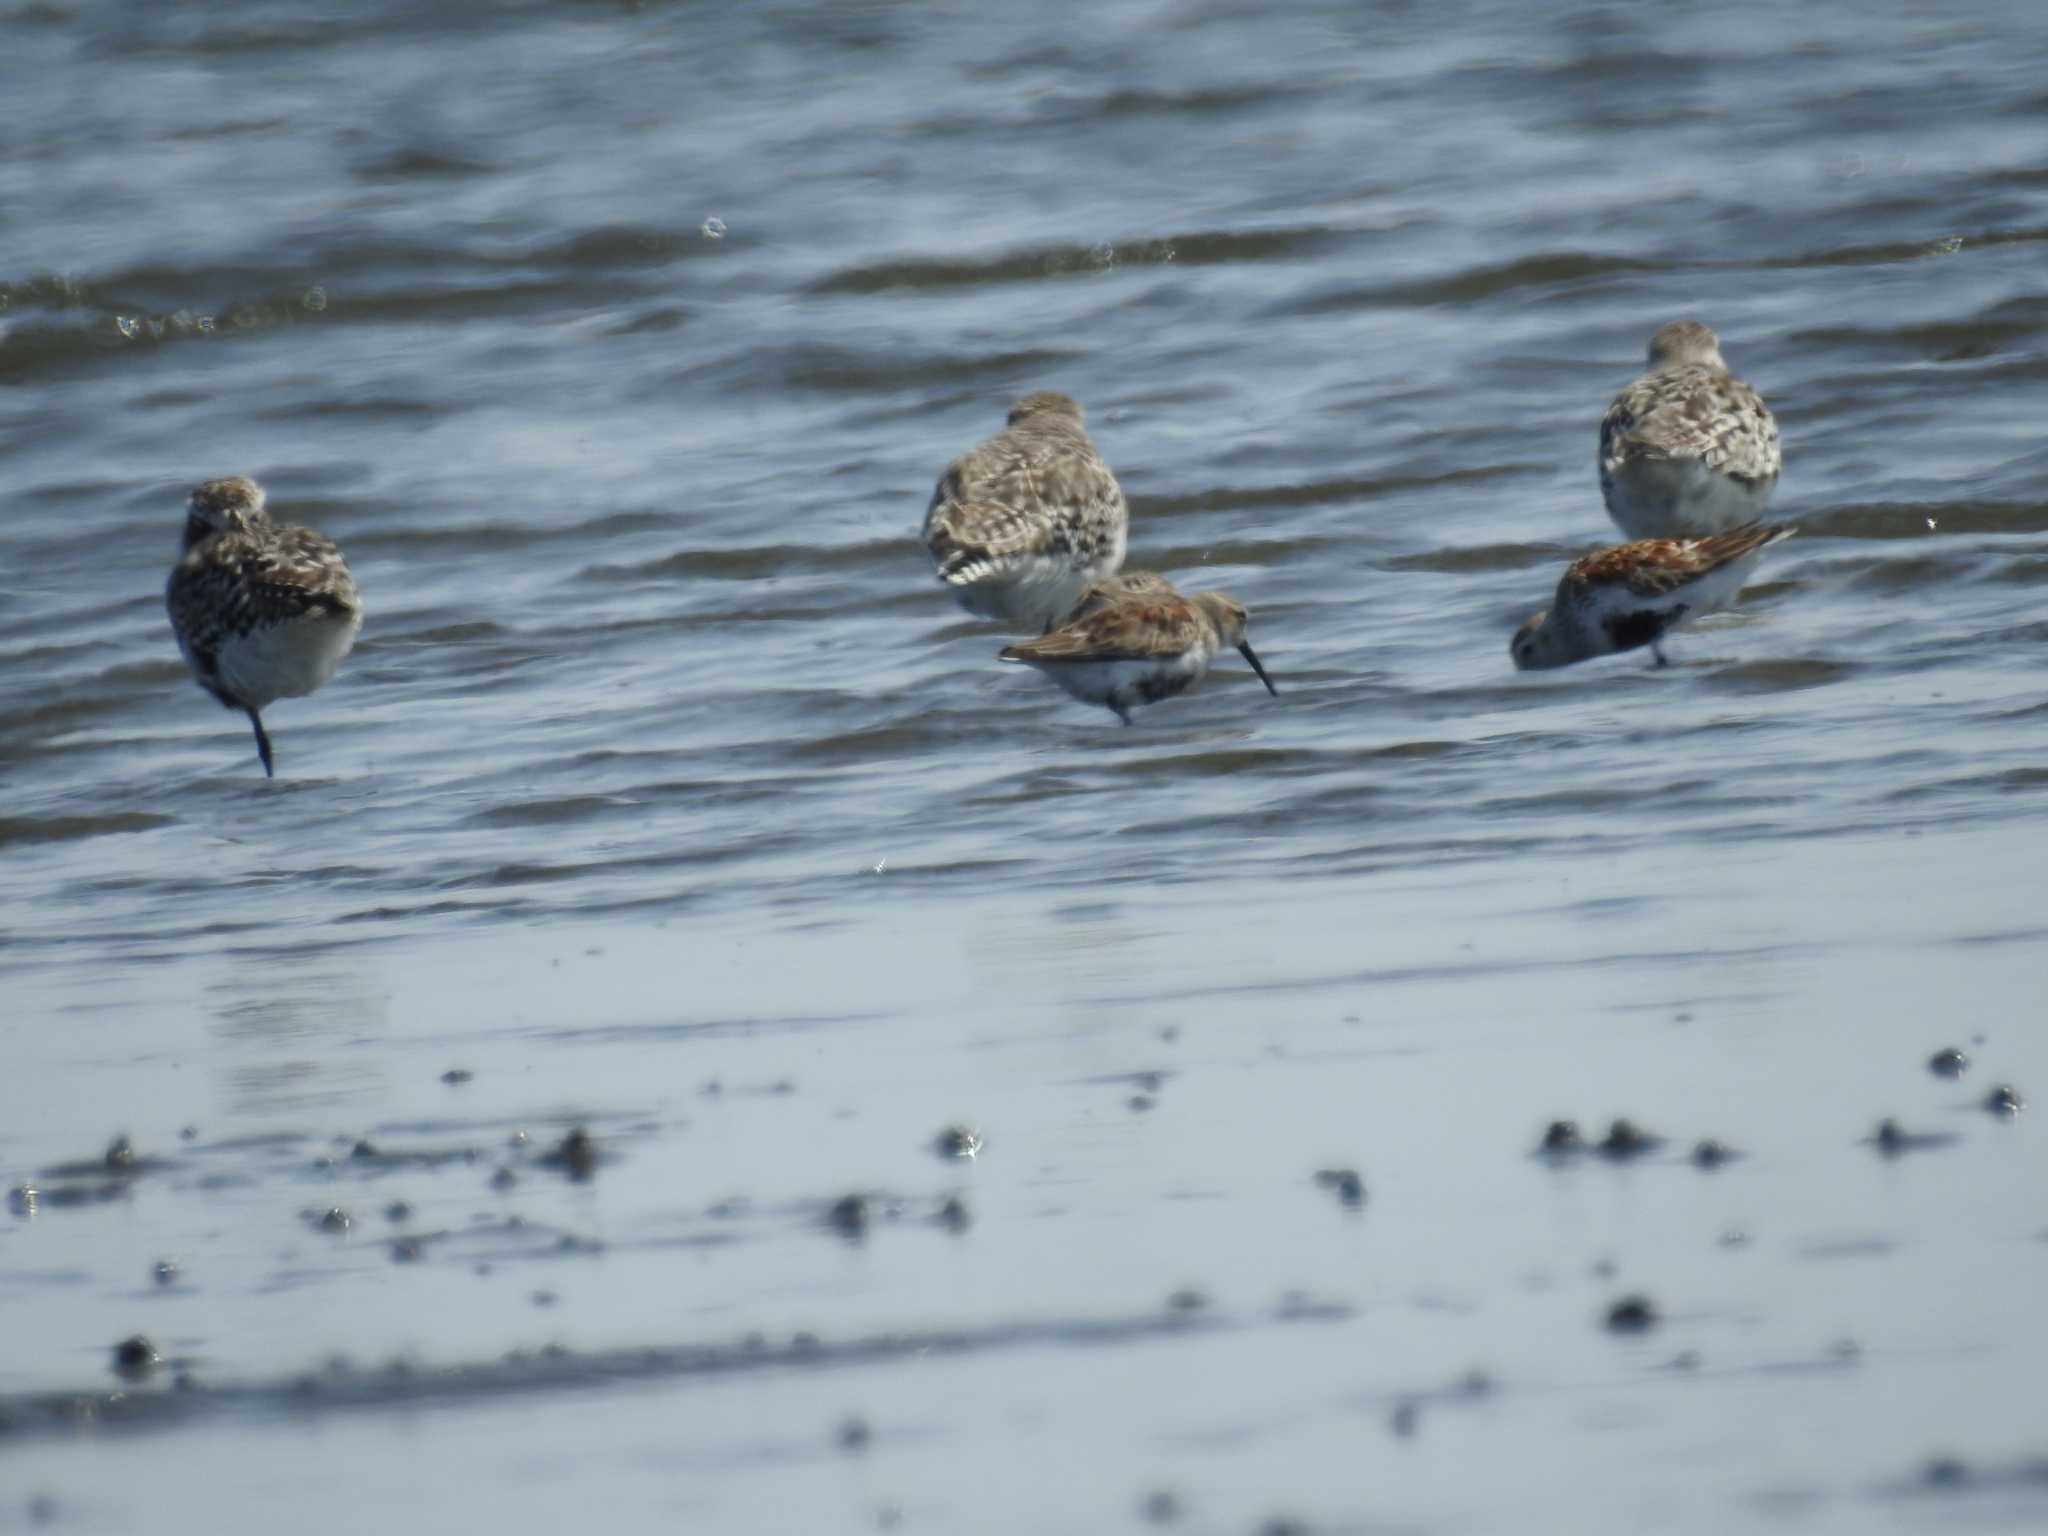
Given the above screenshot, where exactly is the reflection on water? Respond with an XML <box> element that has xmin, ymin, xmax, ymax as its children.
<box><xmin>4</xmin><ymin>0</ymin><xmax>2048</xmax><ymax>1530</ymax></box>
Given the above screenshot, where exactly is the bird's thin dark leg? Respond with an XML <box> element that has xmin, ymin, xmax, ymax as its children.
<box><xmin>247</xmin><ymin>708</ymin><xmax>275</xmax><ymax>777</ymax></box>
<box><xmin>1650</xmin><ymin>641</ymin><xmax>1670</xmax><ymax>669</ymax></box>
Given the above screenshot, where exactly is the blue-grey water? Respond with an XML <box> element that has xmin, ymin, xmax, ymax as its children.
<box><xmin>4</xmin><ymin>3</ymin><xmax>2047</xmax><ymax>1532</ymax></box>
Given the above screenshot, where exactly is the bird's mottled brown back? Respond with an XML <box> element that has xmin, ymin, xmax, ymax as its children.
<box><xmin>167</xmin><ymin>525</ymin><xmax>359</xmax><ymax>694</ymax></box>
<box><xmin>923</xmin><ymin>402</ymin><xmax>1127</xmax><ymax>577</ymax></box>
<box><xmin>1562</xmin><ymin>523</ymin><xmax>1789</xmax><ymax>604</ymax></box>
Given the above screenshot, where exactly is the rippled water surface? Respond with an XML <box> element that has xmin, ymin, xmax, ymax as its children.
<box><xmin>5</xmin><ymin>3</ymin><xmax>2048</xmax><ymax>1532</ymax></box>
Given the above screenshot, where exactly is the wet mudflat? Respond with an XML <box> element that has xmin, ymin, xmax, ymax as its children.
<box><xmin>6</xmin><ymin>1</ymin><xmax>2048</xmax><ymax>1531</ymax></box>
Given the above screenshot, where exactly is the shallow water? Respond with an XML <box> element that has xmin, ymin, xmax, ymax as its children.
<box><xmin>4</xmin><ymin>2</ymin><xmax>2048</xmax><ymax>1531</ymax></box>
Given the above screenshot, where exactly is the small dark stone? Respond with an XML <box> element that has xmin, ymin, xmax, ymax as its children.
<box><xmin>936</xmin><ymin>1195</ymin><xmax>971</xmax><ymax>1233</ymax></box>
<box><xmin>1691</xmin><ymin>1139</ymin><xmax>1736</xmax><ymax>1170</ymax></box>
<box><xmin>489</xmin><ymin>1167</ymin><xmax>517</xmax><ymax>1192</ymax></box>
<box><xmin>1133</xmin><ymin>1071</ymin><xmax>1166</xmax><ymax>1094</ymax></box>
<box><xmin>1597</xmin><ymin>1119</ymin><xmax>1661</xmax><ymax>1161</ymax></box>
<box><xmin>153</xmin><ymin>1260</ymin><xmax>179</xmax><ymax>1287</ymax></box>
<box><xmin>1926</xmin><ymin>1048</ymin><xmax>1968</xmax><ymax>1079</ymax></box>
<box><xmin>111</xmin><ymin>1336</ymin><xmax>157</xmax><ymax>1381</ymax></box>
<box><xmin>550</xmin><ymin>1128</ymin><xmax>597</xmax><ymax>1181</ymax></box>
<box><xmin>1313</xmin><ymin>1168</ymin><xmax>1365</xmax><ymax>1207</ymax></box>
<box><xmin>391</xmin><ymin>1238</ymin><xmax>422</xmax><ymax>1263</ymax></box>
<box><xmin>932</xmin><ymin>1125</ymin><xmax>982</xmax><ymax>1160</ymax></box>
<box><xmin>384</xmin><ymin>1201</ymin><xmax>413</xmax><ymax>1223</ymax></box>
<box><xmin>836</xmin><ymin>1415</ymin><xmax>872</xmax><ymax>1452</ymax></box>
<box><xmin>316</xmin><ymin>1207</ymin><xmax>351</xmax><ymax>1234</ymax></box>
<box><xmin>1668</xmin><ymin>1349</ymin><xmax>1702</xmax><ymax>1371</ymax></box>
<box><xmin>1139</xmin><ymin>1488</ymin><xmax>1183</xmax><ymax>1523</ymax></box>
<box><xmin>701</xmin><ymin>1079</ymin><xmax>723</xmax><ymax>1097</ymax></box>
<box><xmin>531</xmin><ymin>1290</ymin><xmax>558</xmax><ymax>1308</ymax></box>
<box><xmin>1539</xmin><ymin>1119</ymin><xmax>1583</xmax><ymax>1156</ymax></box>
<box><xmin>103</xmin><ymin>1136</ymin><xmax>136</xmax><ymax>1172</ymax></box>
<box><xmin>1390</xmin><ymin>1399</ymin><xmax>1421</xmax><ymax>1438</ymax></box>
<box><xmin>1604</xmin><ymin>1294</ymin><xmax>1658</xmax><ymax>1334</ymax></box>
<box><xmin>440</xmin><ymin>1068</ymin><xmax>474</xmax><ymax>1085</ymax></box>
<box><xmin>828</xmin><ymin>1194</ymin><xmax>869</xmax><ymax>1239</ymax></box>
<box><xmin>28</xmin><ymin>1494</ymin><xmax>58</xmax><ymax>1525</ymax></box>
<box><xmin>507</xmin><ymin>1130</ymin><xmax>529</xmax><ymax>1149</ymax></box>
<box><xmin>1923</xmin><ymin>1456</ymin><xmax>1969</xmax><ymax>1489</ymax></box>
<box><xmin>1983</xmin><ymin>1083</ymin><xmax>2024</xmax><ymax>1117</ymax></box>
<box><xmin>1875</xmin><ymin>1118</ymin><xmax>1907</xmax><ymax>1155</ymax></box>
<box><xmin>1128</xmin><ymin>1094</ymin><xmax>1155</xmax><ymax>1113</ymax></box>
<box><xmin>179</xmin><ymin>1125</ymin><xmax>198</xmax><ymax>1141</ymax></box>
<box><xmin>8</xmin><ymin>1184</ymin><xmax>36</xmax><ymax>1217</ymax></box>
<box><xmin>1166</xmin><ymin>1288</ymin><xmax>1208</xmax><ymax>1313</ymax></box>
<box><xmin>350</xmin><ymin>1139</ymin><xmax>378</xmax><ymax>1161</ymax></box>
<box><xmin>791</xmin><ymin>1331</ymin><xmax>822</xmax><ymax>1355</ymax></box>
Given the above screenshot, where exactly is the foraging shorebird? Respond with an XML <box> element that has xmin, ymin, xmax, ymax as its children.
<box><xmin>165</xmin><ymin>475</ymin><xmax>362</xmax><ymax>776</ymax></box>
<box><xmin>1510</xmin><ymin>523</ymin><xmax>1792</xmax><ymax>671</ymax></box>
<box><xmin>999</xmin><ymin>574</ymin><xmax>1276</xmax><ymax>724</ymax></box>
<box><xmin>922</xmin><ymin>392</ymin><xmax>1129</xmax><ymax>633</ymax></box>
<box><xmin>1599</xmin><ymin>321</ymin><xmax>1780</xmax><ymax>541</ymax></box>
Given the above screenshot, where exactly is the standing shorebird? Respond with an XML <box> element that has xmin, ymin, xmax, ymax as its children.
<box><xmin>1599</xmin><ymin>321</ymin><xmax>1780</xmax><ymax>541</ymax></box>
<box><xmin>922</xmin><ymin>391</ymin><xmax>1129</xmax><ymax>633</ymax></box>
<box><xmin>165</xmin><ymin>475</ymin><xmax>363</xmax><ymax>776</ymax></box>
<box><xmin>998</xmin><ymin>574</ymin><xmax>1277</xmax><ymax>725</ymax></box>
<box><xmin>1510</xmin><ymin>523</ymin><xmax>1793</xmax><ymax>671</ymax></box>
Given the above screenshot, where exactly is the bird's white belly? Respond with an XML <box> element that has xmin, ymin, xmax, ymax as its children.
<box><xmin>215</xmin><ymin>609</ymin><xmax>361</xmax><ymax>709</ymax></box>
<box><xmin>1608</xmin><ymin>458</ymin><xmax>1773</xmax><ymax>540</ymax></box>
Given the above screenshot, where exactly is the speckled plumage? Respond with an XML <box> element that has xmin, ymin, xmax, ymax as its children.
<box><xmin>1060</xmin><ymin>568</ymin><xmax>1177</xmax><ymax>623</ymax></box>
<box><xmin>922</xmin><ymin>392</ymin><xmax>1130</xmax><ymax>632</ymax></box>
<box><xmin>1599</xmin><ymin>321</ymin><xmax>1781</xmax><ymax>540</ymax></box>
<box><xmin>166</xmin><ymin>475</ymin><xmax>362</xmax><ymax>776</ymax></box>
<box><xmin>1510</xmin><ymin>522</ymin><xmax>1793</xmax><ymax>671</ymax></box>
<box><xmin>999</xmin><ymin>579</ymin><xmax>1276</xmax><ymax>725</ymax></box>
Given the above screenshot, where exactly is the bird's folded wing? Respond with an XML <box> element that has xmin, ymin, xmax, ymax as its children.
<box><xmin>1000</xmin><ymin>600</ymin><xmax>1198</xmax><ymax>663</ymax></box>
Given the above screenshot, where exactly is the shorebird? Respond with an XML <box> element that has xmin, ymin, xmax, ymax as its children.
<box><xmin>999</xmin><ymin>574</ymin><xmax>1276</xmax><ymax>724</ymax></box>
<box><xmin>1510</xmin><ymin>523</ymin><xmax>1792</xmax><ymax>671</ymax></box>
<box><xmin>1599</xmin><ymin>321</ymin><xmax>1780</xmax><ymax>541</ymax></box>
<box><xmin>922</xmin><ymin>391</ymin><xmax>1129</xmax><ymax>633</ymax></box>
<box><xmin>165</xmin><ymin>475</ymin><xmax>363</xmax><ymax>776</ymax></box>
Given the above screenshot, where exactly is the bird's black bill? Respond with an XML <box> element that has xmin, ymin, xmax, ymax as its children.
<box><xmin>1238</xmin><ymin>642</ymin><xmax>1278</xmax><ymax>696</ymax></box>
<box><xmin>247</xmin><ymin>708</ymin><xmax>275</xmax><ymax>778</ymax></box>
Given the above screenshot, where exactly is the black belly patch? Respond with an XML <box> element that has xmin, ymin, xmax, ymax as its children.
<box><xmin>1604</xmin><ymin>605</ymin><xmax>1684</xmax><ymax>654</ymax></box>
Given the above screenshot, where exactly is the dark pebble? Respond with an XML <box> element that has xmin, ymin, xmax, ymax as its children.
<box><xmin>549</xmin><ymin>1128</ymin><xmax>597</xmax><ymax>1180</ymax></box>
<box><xmin>836</xmin><ymin>1415</ymin><xmax>872</xmax><ymax>1452</ymax></box>
<box><xmin>1926</xmin><ymin>1047</ymin><xmax>1968</xmax><ymax>1079</ymax></box>
<box><xmin>103</xmin><ymin>1135</ymin><xmax>136</xmax><ymax>1172</ymax></box>
<box><xmin>1923</xmin><ymin>1456</ymin><xmax>1969</xmax><ymax>1488</ymax></box>
<box><xmin>828</xmin><ymin>1194</ymin><xmax>869</xmax><ymax>1239</ymax></box>
<box><xmin>111</xmin><ymin>1335</ymin><xmax>157</xmax><ymax>1381</ymax></box>
<box><xmin>1983</xmin><ymin>1084</ymin><xmax>2024</xmax><ymax>1117</ymax></box>
<box><xmin>1604</xmin><ymin>1295</ymin><xmax>1659</xmax><ymax>1334</ymax></box>
<box><xmin>391</xmin><ymin>1238</ymin><xmax>422</xmax><ymax>1263</ymax></box>
<box><xmin>490</xmin><ymin>1167</ymin><xmax>517</xmax><ymax>1192</ymax></box>
<box><xmin>350</xmin><ymin>1139</ymin><xmax>378</xmax><ymax>1161</ymax></box>
<box><xmin>1691</xmin><ymin>1139</ymin><xmax>1736</xmax><ymax>1170</ymax></box>
<box><xmin>316</xmin><ymin>1207</ymin><xmax>351</xmax><ymax>1234</ymax></box>
<box><xmin>1312</xmin><ymin>1168</ymin><xmax>1365</xmax><ymax>1207</ymax></box>
<box><xmin>385</xmin><ymin>1201</ymin><xmax>413</xmax><ymax>1223</ymax></box>
<box><xmin>1538</xmin><ymin>1119</ymin><xmax>1583</xmax><ymax>1156</ymax></box>
<box><xmin>1139</xmin><ymin>1488</ymin><xmax>1183</xmax><ymax>1524</ymax></box>
<box><xmin>1128</xmin><ymin>1094</ymin><xmax>1155</xmax><ymax>1113</ymax></box>
<box><xmin>936</xmin><ymin>1195</ymin><xmax>971</xmax><ymax>1233</ymax></box>
<box><xmin>1390</xmin><ymin>1399</ymin><xmax>1421</xmax><ymax>1438</ymax></box>
<box><xmin>153</xmin><ymin>1259</ymin><xmax>179</xmax><ymax>1287</ymax></box>
<box><xmin>1597</xmin><ymin>1119</ymin><xmax>1661</xmax><ymax>1161</ymax></box>
<box><xmin>440</xmin><ymin>1068</ymin><xmax>474</xmax><ymax>1085</ymax></box>
<box><xmin>932</xmin><ymin>1125</ymin><xmax>982</xmax><ymax>1159</ymax></box>
<box><xmin>8</xmin><ymin>1184</ymin><xmax>36</xmax><ymax>1217</ymax></box>
<box><xmin>1165</xmin><ymin>1288</ymin><xmax>1208</xmax><ymax>1313</ymax></box>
